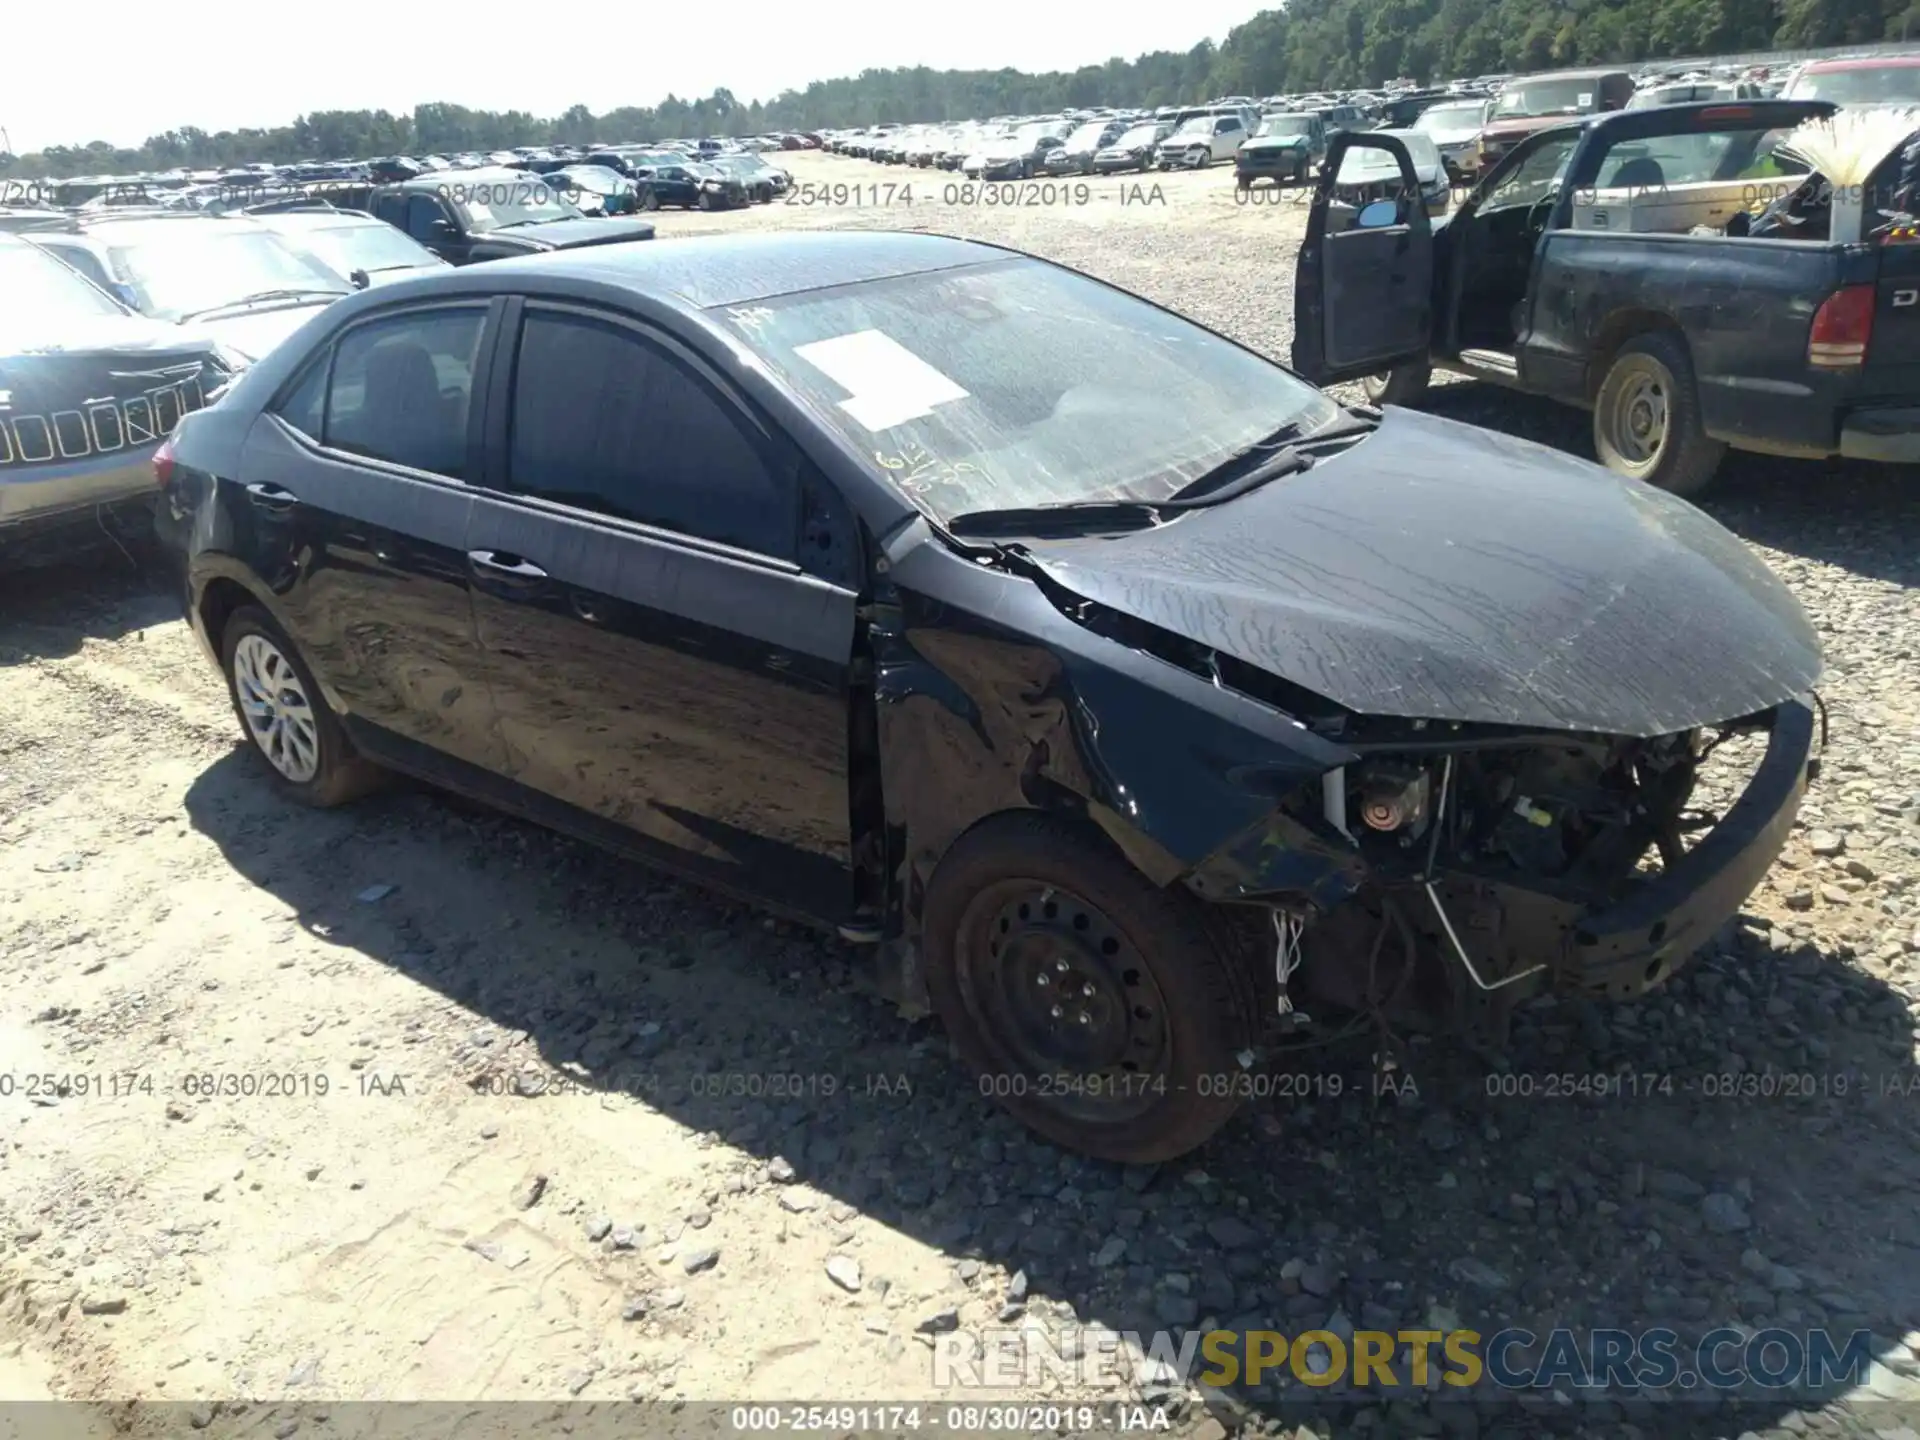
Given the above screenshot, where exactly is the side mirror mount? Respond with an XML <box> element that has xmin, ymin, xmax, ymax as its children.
<box><xmin>349</xmin><ymin>268</ymin><xmax>371</xmax><ymax>290</ymax></box>
<box><xmin>1355</xmin><ymin>198</ymin><xmax>1400</xmax><ymax>229</ymax></box>
<box><xmin>429</xmin><ymin>218</ymin><xmax>457</xmax><ymax>240</ymax></box>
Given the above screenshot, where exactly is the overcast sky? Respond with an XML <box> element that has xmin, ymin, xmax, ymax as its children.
<box><xmin>5</xmin><ymin>0</ymin><xmax>1261</xmax><ymax>153</ymax></box>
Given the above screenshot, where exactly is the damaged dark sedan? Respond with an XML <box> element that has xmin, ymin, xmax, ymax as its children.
<box><xmin>154</xmin><ymin>232</ymin><xmax>1822</xmax><ymax>1163</ymax></box>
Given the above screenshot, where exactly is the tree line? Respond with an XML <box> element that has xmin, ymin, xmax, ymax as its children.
<box><xmin>6</xmin><ymin>0</ymin><xmax>1913</xmax><ymax>179</ymax></box>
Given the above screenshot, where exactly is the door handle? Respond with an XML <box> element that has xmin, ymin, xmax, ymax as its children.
<box><xmin>467</xmin><ymin>550</ymin><xmax>547</xmax><ymax>582</ymax></box>
<box><xmin>245</xmin><ymin>482</ymin><xmax>298</xmax><ymax>510</ymax></box>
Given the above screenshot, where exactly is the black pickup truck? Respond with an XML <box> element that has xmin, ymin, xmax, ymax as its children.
<box><xmin>1292</xmin><ymin>100</ymin><xmax>1920</xmax><ymax>494</ymax></box>
<box><xmin>362</xmin><ymin>169</ymin><xmax>656</xmax><ymax>266</ymax></box>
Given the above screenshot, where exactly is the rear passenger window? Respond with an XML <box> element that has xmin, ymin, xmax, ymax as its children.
<box><xmin>505</xmin><ymin>310</ymin><xmax>797</xmax><ymax>559</ymax></box>
<box><xmin>275</xmin><ymin>354</ymin><xmax>328</xmax><ymax>439</ymax></box>
<box><xmin>324</xmin><ymin>307</ymin><xmax>486</xmax><ymax>477</ymax></box>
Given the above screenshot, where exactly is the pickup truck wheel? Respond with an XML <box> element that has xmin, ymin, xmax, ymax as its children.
<box><xmin>221</xmin><ymin>607</ymin><xmax>383</xmax><ymax>808</ymax></box>
<box><xmin>1362</xmin><ymin>363</ymin><xmax>1432</xmax><ymax>407</ymax></box>
<box><xmin>1594</xmin><ymin>333</ymin><xmax>1726</xmax><ymax>496</ymax></box>
<box><xmin>923</xmin><ymin>813</ymin><xmax>1257</xmax><ymax>1164</ymax></box>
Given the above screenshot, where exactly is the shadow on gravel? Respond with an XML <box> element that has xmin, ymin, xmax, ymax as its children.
<box><xmin>180</xmin><ymin>745</ymin><xmax>1920</xmax><ymax>1437</ymax></box>
<box><xmin>1414</xmin><ymin>382</ymin><xmax>1920</xmax><ymax>585</ymax></box>
<box><xmin>0</xmin><ymin>539</ymin><xmax>178</xmax><ymax>665</ymax></box>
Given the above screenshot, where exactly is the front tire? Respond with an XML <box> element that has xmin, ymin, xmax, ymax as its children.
<box><xmin>220</xmin><ymin>606</ymin><xmax>383</xmax><ymax>808</ymax></box>
<box><xmin>1593</xmin><ymin>331</ymin><xmax>1725</xmax><ymax>496</ymax></box>
<box><xmin>923</xmin><ymin>813</ymin><xmax>1258</xmax><ymax>1164</ymax></box>
<box><xmin>1361</xmin><ymin>362</ymin><xmax>1432</xmax><ymax>407</ymax></box>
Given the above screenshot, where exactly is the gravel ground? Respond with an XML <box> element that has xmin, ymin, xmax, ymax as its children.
<box><xmin>1</xmin><ymin>151</ymin><xmax>1918</xmax><ymax>1439</ymax></box>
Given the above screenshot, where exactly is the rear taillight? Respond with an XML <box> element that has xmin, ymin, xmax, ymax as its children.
<box><xmin>1808</xmin><ymin>284</ymin><xmax>1875</xmax><ymax>368</ymax></box>
<box><xmin>152</xmin><ymin>433</ymin><xmax>178</xmax><ymax>488</ymax></box>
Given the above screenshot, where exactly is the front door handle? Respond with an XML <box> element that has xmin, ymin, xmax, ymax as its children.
<box><xmin>245</xmin><ymin>482</ymin><xmax>298</xmax><ymax>510</ymax></box>
<box><xmin>467</xmin><ymin>550</ymin><xmax>547</xmax><ymax>582</ymax></box>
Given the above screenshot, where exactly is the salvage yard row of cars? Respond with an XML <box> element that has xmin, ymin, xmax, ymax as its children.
<box><xmin>0</xmin><ymin>65</ymin><xmax>1916</xmax><ymax>1165</ymax></box>
<box><xmin>816</xmin><ymin>75</ymin><xmax>1920</xmax><ymax>495</ymax></box>
<box><xmin>817</xmin><ymin>51</ymin><xmax>1920</xmax><ymax>195</ymax></box>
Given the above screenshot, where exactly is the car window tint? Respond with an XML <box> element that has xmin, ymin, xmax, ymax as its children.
<box><xmin>324</xmin><ymin>307</ymin><xmax>485</xmax><ymax>477</ymax></box>
<box><xmin>506</xmin><ymin>310</ymin><xmax>796</xmax><ymax>559</ymax></box>
<box><xmin>403</xmin><ymin>195</ymin><xmax>444</xmax><ymax>240</ymax></box>
<box><xmin>275</xmin><ymin>353</ymin><xmax>328</xmax><ymax>439</ymax></box>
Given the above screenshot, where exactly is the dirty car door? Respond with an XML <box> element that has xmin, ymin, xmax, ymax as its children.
<box><xmin>1291</xmin><ymin>132</ymin><xmax>1435</xmax><ymax>385</ymax></box>
<box><xmin>465</xmin><ymin>300</ymin><xmax>858</xmax><ymax>922</ymax></box>
<box><xmin>235</xmin><ymin>300</ymin><xmax>502</xmax><ymax>774</ymax></box>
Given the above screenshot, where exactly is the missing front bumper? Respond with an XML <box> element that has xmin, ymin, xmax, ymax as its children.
<box><xmin>1566</xmin><ymin>697</ymin><xmax>1816</xmax><ymax>999</ymax></box>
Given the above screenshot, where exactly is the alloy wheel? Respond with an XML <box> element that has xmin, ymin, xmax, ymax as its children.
<box><xmin>232</xmin><ymin>633</ymin><xmax>320</xmax><ymax>783</ymax></box>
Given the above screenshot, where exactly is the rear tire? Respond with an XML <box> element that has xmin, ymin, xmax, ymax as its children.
<box><xmin>922</xmin><ymin>812</ymin><xmax>1258</xmax><ymax>1164</ymax></box>
<box><xmin>220</xmin><ymin>606</ymin><xmax>384</xmax><ymax>808</ymax></box>
<box><xmin>1361</xmin><ymin>362</ymin><xmax>1432</xmax><ymax>407</ymax></box>
<box><xmin>1593</xmin><ymin>331</ymin><xmax>1725</xmax><ymax>497</ymax></box>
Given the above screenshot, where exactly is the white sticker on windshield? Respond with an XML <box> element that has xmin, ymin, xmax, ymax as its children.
<box><xmin>1577</xmin><ymin>92</ymin><xmax>1593</xmax><ymax>107</ymax></box>
<box><xmin>792</xmin><ymin>329</ymin><xmax>969</xmax><ymax>432</ymax></box>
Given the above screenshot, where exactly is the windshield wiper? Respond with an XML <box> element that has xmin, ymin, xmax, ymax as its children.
<box><xmin>948</xmin><ymin>447</ymin><xmax>1321</xmax><ymax>539</ymax></box>
<box><xmin>179</xmin><ymin>288</ymin><xmax>347</xmax><ymax>320</ymax></box>
<box><xmin>947</xmin><ymin>498</ymin><xmax>1167</xmax><ymax>538</ymax></box>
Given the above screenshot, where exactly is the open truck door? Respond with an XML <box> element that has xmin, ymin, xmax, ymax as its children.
<box><xmin>1291</xmin><ymin>131</ymin><xmax>1434</xmax><ymax>386</ymax></box>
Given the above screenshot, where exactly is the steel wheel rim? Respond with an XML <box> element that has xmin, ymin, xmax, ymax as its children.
<box><xmin>233</xmin><ymin>634</ymin><xmax>320</xmax><ymax>783</ymax></box>
<box><xmin>955</xmin><ymin>881</ymin><xmax>1171</xmax><ymax>1123</ymax></box>
<box><xmin>1605</xmin><ymin>356</ymin><xmax>1672</xmax><ymax>468</ymax></box>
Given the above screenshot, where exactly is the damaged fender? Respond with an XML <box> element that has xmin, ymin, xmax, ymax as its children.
<box><xmin>870</xmin><ymin>530</ymin><xmax>1365</xmax><ymax>958</ymax></box>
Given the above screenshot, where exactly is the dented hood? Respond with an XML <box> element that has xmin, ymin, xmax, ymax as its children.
<box><xmin>1021</xmin><ymin>409</ymin><xmax>1821</xmax><ymax>737</ymax></box>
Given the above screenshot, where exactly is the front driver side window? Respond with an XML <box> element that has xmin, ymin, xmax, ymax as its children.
<box><xmin>505</xmin><ymin>310</ymin><xmax>797</xmax><ymax>559</ymax></box>
<box><xmin>323</xmin><ymin>307</ymin><xmax>487</xmax><ymax>478</ymax></box>
<box><xmin>403</xmin><ymin>195</ymin><xmax>446</xmax><ymax>242</ymax></box>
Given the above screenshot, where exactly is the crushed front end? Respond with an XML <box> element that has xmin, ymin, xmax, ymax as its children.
<box><xmin>1189</xmin><ymin>697</ymin><xmax>1820</xmax><ymax>1031</ymax></box>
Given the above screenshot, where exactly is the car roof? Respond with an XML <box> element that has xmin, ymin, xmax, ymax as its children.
<box><xmin>381</xmin><ymin>166</ymin><xmax>520</xmax><ymax>191</ymax></box>
<box><xmin>1505</xmin><ymin>67</ymin><xmax>1631</xmax><ymax>81</ymax></box>
<box><xmin>1803</xmin><ymin>54</ymin><xmax>1920</xmax><ymax>70</ymax></box>
<box><xmin>475</xmin><ymin>229</ymin><xmax>1003</xmax><ymax>310</ymax></box>
<box><xmin>64</xmin><ymin>215</ymin><xmax>260</xmax><ymax>239</ymax></box>
<box><xmin>252</xmin><ymin>210</ymin><xmax>381</xmax><ymax>230</ymax></box>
